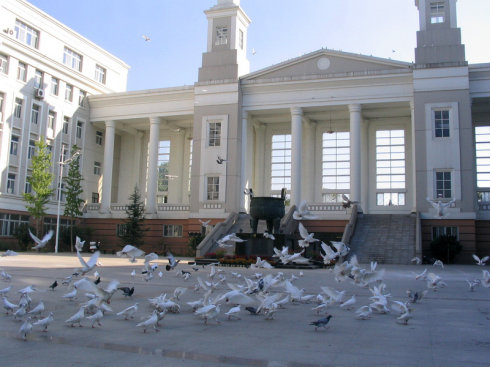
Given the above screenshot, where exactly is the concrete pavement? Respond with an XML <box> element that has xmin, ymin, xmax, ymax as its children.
<box><xmin>0</xmin><ymin>253</ymin><xmax>489</xmax><ymax>367</ymax></box>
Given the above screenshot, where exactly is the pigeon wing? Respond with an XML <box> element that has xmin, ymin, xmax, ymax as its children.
<box><xmin>28</xmin><ymin>229</ymin><xmax>41</xmax><ymax>244</ymax></box>
<box><xmin>86</xmin><ymin>251</ymin><xmax>100</xmax><ymax>268</ymax></box>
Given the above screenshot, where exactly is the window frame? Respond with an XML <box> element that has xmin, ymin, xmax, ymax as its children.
<box><xmin>14</xmin><ymin>98</ymin><xmax>23</xmax><ymax>119</ymax></box>
<box><xmin>435</xmin><ymin>170</ymin><xmax>452</xmax><ymax>199</ymax></box>
<box><xmin>51</xmin><ymin>77</ymin><xmax>59</xmax><ymax>96</ymax></box>
<box><xmin>17</xmin><ymin>61</ymin><xmax>27</xmax><ymax>82</ymax></box>
<box><xmin>215</xmin><ymin>26</ymin><xmax>228</xmax><ymax>46</ymax></box>
<box><xmin>76</xmin><ymin>121</ymin><xmax>83</xmax><ymax>139</ymax></box>
<box><xmin>433</xmin><ymin>109</ymin><xmax>450</xmax><ymax>138</ymax></box>
<box><xmin>65</xmin><ymin>84</ymin><xmax>73</xmax><ymax>102</ymax></box>
<box><xmin>206</xmin><ymin>176</ymin><xmax>220</xmax><ymax>201</ymax></box>
<box><xmin>10</xmin><ymin>135</ymin><xmax>19</xmax><ymax>156</ymax></box>
<box><xmin>430</xmin><ymin>1</ymin><xmax>445</xmax><ymax>24</ymax></box>
<box><xmin>63</xmin><ymin>47</ymin><xmax>83</xmax><ymax>72</ymax></box>
<box><xmin>94</xmin><ymin>161</ymin><xmax>101</xmax><ymax>176</ymax></box>
<box><xmin>34</xmin><ymin>69</ymin><xmax>43</xmax><ymax>89</ymax></box>
<box><xmin>95</xmin><ymin>65</ymin><xmax>106</xmax><ymax>84</ymax></box>
<box><xmin>95</xmin><ymin>131</ymin><xmax>103</xmax><ymax>145</ymax></box>
<box><xmin>208</xmin><ymin>121</ymin><xmax>221</xmax><ymax>147</ymax></box>
<box><xmin>163</xmin><ymin>224</ymin><xmax>183</xmax><ymax>237</ymax></box>
<box><xmin>15</xmin><ymin>19</ymin><xmax>40</xmax><ymax>48</ymax></box>
<box><xmin>322</xmin><ymin>131</ymin><xmax>350</xmax><ymax>200</ymax></box>
<box><xmin>7</xmin><ymin>173</ymin><xmax>16</xmax><ymax>194</ymax></box>
<box><xmin>0</xmin><ymin>213</ymin><xmax>29</xmax><ymax>237</ymax></box>
<box><xmin>31</xmin><ymin>104</ymin><xmax>40</xmax><ymax>125</ymax></box>
<box><xmin>271</xmin><ymin>134</ymin><xmax>292</xmax><ymax>193</ymax></box>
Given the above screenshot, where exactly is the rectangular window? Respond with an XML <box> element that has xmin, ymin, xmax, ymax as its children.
<box><xmin>15</xmin><ymin>20</ymin><xmax>39</xmax><ymax>48</ymax></box>
<box><xmin>116</xmin><ymin>223</ymin><xmax>128</xmax><ymax>237</ymax></box>
<box><xmin>208</xmin><ymin>121</ymin><xmax>221</xmax><ymax>147</ymax></box>
<box><xmin>215</xmin><ymin>26</ymin><xmax>228</xmax><ymax>45</ymax></box>
<box><xmin>158</xmin><ymin>140</ymin><xmax>171</xmax><ymax>193</ymax></box>
<box><xmin>78</xmin><ymin>90</ymin><xmax>86</xmax><ymax>106</ymax></box>
<box><xmin>376</xmin><ymin>129</ymin><xmax>406</xmax><ymax>205</ymax></box>
<box><xmin>51</xmin><ymin>77</ymin><xmax>59</xmax><ymax>95</ymax></box>
<box><xmin>43</xmin><ymin>217</ymin><xmax>70</xmax><ymax>234</ymax></box>
<box><xmin>28</xmin><ymin>139</ymin><xmax>36</xmax><ymax>159</ymax></box>
<box><xmin>0</xmin><ymin>213</ymin><xmax>29</xmax><ymax>237</ymax></box>
<box><xmin>63</xmin><ymin>117</ymin><xmax>69</xmax><ymax>134</ymax></box>
<box><xmin>95</xmin><ymin>65</ymin><xmax>106</xmax><ymax>84</ymax></box>
<box><xmin>48</xmin><ymin>110</ymin><xmax>56</xmax><ymax>130</ymax></box>
<box><xmin>25</xmin><ymin>177</ymin><xmax>32</xmax><ymax>194</ymax></box>
<box><xmin>188</xmin><ymin>140</ymin><xmax>193</xmax><ymax>192</ymax></box>
<box><xmin>432</xmin><ymin>226</ymin><xmax>458</xmax><ymax>240</ymax></box>
<box><xmin>475</xmin><ymin>126</ymin><xmax>490</xmax><ymax>191</ymax></box>
<box><xmin>435</xmin><ymin>171</ymin><xmax>452</xmax><ymax>199</ymax></box>
<box><xmin>96</xmin><ymin>131</ymin><xmax>103</xmax><ymax>145</ymax></box>
<box><xmin>271</xmin><ymin>134</ymin><xmax>291</xmax><ymax>192</ymax></box>
<box><xmin>65</xmin><ymin>84</ymin><xmax>73</xmax><ymax>101</ymax></box>
<box><xmin>163</xmin><ymin>224</ymin><xmax>183</xmax><ymax>237</ymax></box>
<box><xmin>94</xmin><ymin>161</ymin><xmax>101</xmax><ymax>175</ymax></box>
<box><xmin>17</xmin><ymin>62</ymin><xmax>27</xmax><ymax>81</ymax></box>
<box><xmin>92</xmin><ymin>192</ymin><xmax>99</xmax><ymax>203</ymax></box>
<box><xmin>76</xmin><ymin>121</ymin><xmax>83</xmax><ymax>139</ymax></box>
<box><xmin>7</xmin><ymin>174</ymin><xmax>15</xmax><ymax>194</ymax></box>
<box><xmin>434</xmin><ymin>109</ymin><xmax>449</xmax><ymax>138</ymax></box>
<box><xmin>31</xmin><ymin>104</ymin><xmax>40</xmax><ymax>125</ymax></box>
<box><xmin>207</xmin><ymin>176</ymin><xmax>219</xmax><ymax>200</ymax></box>
<box><xmin>430</xmin><ymin>2</ymin><xmax>445</xmax><ymax>24</ymax></box>
<box><xmin>239</xmin><ymin>29</ymin><xmax>244</xmax><ymax>50</ymax></box>
<box><xmin>34</xmin><ymin>69</ymin><xmax>43</xmax><ymax>89</ymax></box>
<box><xmin>63</xmin><ymin>47</ymin><xmax>83</xmax><ymax>71</ymax></box>
<box><xmin>10</xmin><ymin>135</ymin><xmax>19</xmax><ymax>156</ymax></box>
<box><xmin>14</xmin><ymin>98</ymin><xmax>23</xmax><ymax>118</ymax></box>
<box><xmin>322</xmin><ymin>132</ymin><xmax>350</xmax><ymax>199</ymax></box>
<box><xmin>0</xmin><ymin>54</ymin><xmax>9</xmax><ymax>75</ymax></box>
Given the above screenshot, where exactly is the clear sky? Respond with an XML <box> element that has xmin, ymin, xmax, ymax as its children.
<box><xmin>28</xmin><ymin>0</ymin><xmax>490</xmax><ymax>92</ymax></box>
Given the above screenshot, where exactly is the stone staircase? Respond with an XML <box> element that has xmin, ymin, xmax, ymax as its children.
<box><xmin>348</xmin><ymin>214</ymin><xmax>416</xmax><ymax>264</ymax></box>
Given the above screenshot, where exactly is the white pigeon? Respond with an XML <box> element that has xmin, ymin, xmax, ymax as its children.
<box><xmin>142</xmin><ymin>34</ymin><xmax>151</xmax><ymax>42</ymax></box>
<box><xmin>65</xmin><ymin>306</ymin><xmax>86</xmax><ymax>327</ymax></box>
<box><xmin>481</xmin><ymin>270</ymin><xmax>490</xmax><ymax>288</ymax></box>
<box><xmin>18</xmin><ymin>316</ymin><xmax>33</xmax><ymax>341</ymax></box>
<box><xmin>18</xmin><ymin>285</ymin><xmax>37</xmax><ymax>295</ymax></box>
<box><xmin>195</xmin><ymin>303</ymin><xmax>221</xmax><ymax>325</ymax></box>
<box><xmin>217</xmin><ymin>233</ymin><xmax>246</xmax><ymax>248</ymax></box>
<box><xmin>86</xmin><ymin>308</ymin><xmax>104</xmax><ymax>328</ymax></box>
<box><xmin>199</xmin><ymin>219</ymin><xmax>211</xmax><ymax>228</ymax></box>
<box><xmin>172</xmin><ymin>287</ymin><xmax>187</xmax><ymax>301</ymax></box>
<box><xmin>320</xmin><ymin>242</ymin><xmax>338</xmax><ymax>264</ymax></box>
<box><xmin>117</xmin><ymin>303</ymin><xmax>139</xmax><ymax>320</ymax></box>
<box><xmin>466</xmin><ymin>279</ymin><xmax>481</xmax><ymax>292</ymax></box>
<box><xmin>76</xmin><ymin>250</ymin><xmax>100</xmax><ymax>275</ymax></box>
<box><xmin>33</xmin><ymin>312</ymin><xmax>54</xmax><ymax>331</ymax></box>
<box><xmin>14</xmin><ymin>305</ymin><xmax>27</xmax><ymax>320</ymax></box>
<box><xmin>0</xmin><ymin>270</ymin><xmax>12</xmax><ymax>281</ymax></box>
<box><xmin>29</xmin><ymin>229</ymin><xmax>54</xmax><ymax>250</ymax></box>
<box><xmin>0</xmin><ymin>285</ymin><xmax>12</xmax><ymax>295</ymax></box>
<box><xmin>355</xmin><ymin>305</ymin><xmax>372</xmax><ymax>320</ymax></box>
<box><xmin>331</xmin><ymin>241</ymin><xmax>350</xmax><ymax>258</ymax></box>
<box><xmin>415</xmin><ymin>268</ymin><xmax>428</xmax><ymax>281</ymax></box>
<box><xmin>62</xmin><ymin>288</ymin><xmax>77</xmax><ymax>301</ymax></box>
<box><xmin>341</xmin><ymin>194</ymin><xmax>358</xmax><ymax>209</ymax></box>
<box><xmin>136</xmin><ymin>310</ymin><xmax>160</xmax><ymax>333</ymax></box>
<box><xmin>263</xmin><ymin>231</ymin><xmax>275</xmax><ymax>240</ymax></box>
<box><xmin>1</xmin><ymin>249</ymin><xmax>18</xmax><ymax>256</ymax></box>
<box><xmin>166</xmin><ymin>252</ymin><xmax>180</xmax><ymax>271</ymax></box>
<box><xmin>411</xmin><ymin>256</ymin><xmax>422</xmax><ymax>265</ymax></box>
<box><xmin>73</xmin><ymin>278</ymin><xmax>120</xmax><ymax>305</ymax></box>
<box><xmin>433</xmin><ymin>260</ymin><xmax>444</xmax><ymax>268</ymax></box>
<box><xmin>340</xmin><ymin>295</ymin><xmax>357</xmax><ymax>310</ymax></box>
<box><xmin>225</xmin><ymin>305</ymin><xmax>241</xmax><ymax>320</ymax></box>
<box><xmin>297</xmin><ymin>222</ymin><xmax>318</xmax><ymax>248</ymax></box>
<box><xmin>28</xmin><ymin>301</ymin><xmax>44</xmax><ymax>318</ymax></box>
<box><xmin>75</xmin><ymin>236</ymin><xmax>85</xmax><ymax>252</ymax></box>
<box><xmin>293</xmin><ymin>200</ymin><xmax>317</xmax><ymax>220</ymax></box>
<box><xmin>321</xmin><ymin>287</ymin><xmax>345</xmax><ymax>304</ymax></box>
<box><xmin>472</xmin><ymin>254</ymin><xmax>489</xmax><ymax>266</ymax></box>
<box><xmin>426</xmin><ymin>197</ymin><xmax>456</xmax><ymax>218</ymax></box>
<box><xmin>250</xmin><ymin>257</ymin><xmax>273</xmax><ymax>269</ymax></box>
<box><xmin>117</xmin><ymin>245</ymin><xmax>145</xmax><ymax>263</ymax></box>
<box><xmin>130</xmin><ymin>269</ymin><xmax>136</xmax><ymax>278</ymax></box>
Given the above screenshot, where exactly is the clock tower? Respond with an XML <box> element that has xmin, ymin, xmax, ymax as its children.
<box><xmin>198</xmin><ymin>0</ymin><xmax>251</xmax><ymax>82</ymax></box>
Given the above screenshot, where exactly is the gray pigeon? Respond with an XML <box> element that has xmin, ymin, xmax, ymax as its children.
<box><xmin>309</xmin><ymin>315</ymin><xmax>332</xmax><ymax>331</ymax></box>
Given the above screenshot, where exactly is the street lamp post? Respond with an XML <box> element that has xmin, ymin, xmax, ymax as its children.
<box><xmin>54</xmin><ymin>148</ymin><xmax>80</xmax><ymax>253</ymax></box>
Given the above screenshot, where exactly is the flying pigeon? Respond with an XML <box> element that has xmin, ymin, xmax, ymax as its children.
<box><xmin>411</xmin><ymin>256</ymin><xmax>422</xmax><ymax>265</ymax></box>
<box><xmin>118</xmin><ymin>286</ymin><xmax>134</xmax><ymax>297</ymax></box>
<box><xmin>199</xmin><ymin>219</ymin><xmax>211</xmax><ymax>228</ymax></box>
<box><xmin>75</xmin><ymin>236</ymin><xmax>85</xmax><ymax>252</ymax></box>
<box><xmin>142</xmin><ymin>34</ymin><xmax>151</xmax><ymax>42</ymax></box>
<box><xmin>76</xmin><ymin>250</ymin><xmax>100</xmax><ymax>275</ymax></box>
<box><xmin>297</xmin><ymin>222</ymin><xmax>319</xmax><ymax>248</ymax></box>
<box><xmin>117</xmin><ymin>245</ymin><xmax>145</xmax><ymax>263</ymax></box>
<box><xmin>244</xmin><ymin>188</ymin><xmax>254</xmax><ymax>198</ymax></box>
<box><xmin>341</xmin><ymin>194</ymin><xmax>358</xmax><ymax>209</ymax></box>
<box><xmin>166</xmin><ymin>252</ymin><xmax>180</xmax><ymax>271</ymax></box>
<box><xmin>472</xmin><ymin>254</ymin><xmax>489</xmax><ymax>266</ymax></box>
<box><xmin>433</xmin><ymin>259</ymin><xmax>444</xmax><ymax>268</ymax></box>
<box><xmin>309</xmin><ymin>315</ymin><xmax>332</xmax><ymax>331</ymax></box>
<box><xmin>263</xmin><ymin>231</ymin><xmax>275</xmax><ymax>240</ymax></box>
<box><xmin>216</xmin><ymin>155</ymin><xmax>227</xmax><ymax>164</ymax></box>
<box><xmin>217</xmin><ymin>233</ymin><xmax>246</xmax><ymax>248</ymax></box>
<box><xmin>293</xmin><ymin>200</ymin><xmax>318</xmax><ymax>220</ymax></box>
<box><xmin>29</xmin><ymin>229</ymin><xmax>54</xmax><ymax>250</ymax></box>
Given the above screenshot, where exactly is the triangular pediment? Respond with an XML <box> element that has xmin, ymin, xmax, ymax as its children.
<box><xmin>242</xmin><ymin>49</ymin><xmax>411</xmax><ymax>81</ymax></box>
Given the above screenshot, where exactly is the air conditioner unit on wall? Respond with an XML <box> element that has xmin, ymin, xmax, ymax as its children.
<box><xmin>35</xmin><ymin>88</ymin><xmax>45</xmax><ymax>99</ymax></box>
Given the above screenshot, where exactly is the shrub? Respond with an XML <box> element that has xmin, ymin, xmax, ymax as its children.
<box><xmin>430</xmin><ymin>235</ymin><xmax>462</xmax><ymax>263</ymax></box>
<box><xmin>13</xmin><ymin>223</ymin><xmax>35</xmax><ymax>251</ymax></box>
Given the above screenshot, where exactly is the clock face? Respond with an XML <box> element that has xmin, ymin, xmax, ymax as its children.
<box><xmin>317</xmin><ymin>57</ymin><xmax>331</xmax><ymax>71</ymax></box>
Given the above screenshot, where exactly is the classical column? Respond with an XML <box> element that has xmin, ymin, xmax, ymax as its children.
<box><xmin>410</xmin><ymin>100</ymin><xmax>417</xmax><ymax>213</ymax></box>
<box><xmin>172</xmin><ymin>129</ymin><xmax>186</xmax><ymax>203</ymax></box>
<box><xmin>146</xmin><ymin>117</ymin><xmax>160</xmax><ymax>213</ymax></box>
<box><xmin>101</xmin><ymin>120</ymin><xmax>115</xmax><ymax>213</ymax></box>
<box><xmin>349</xmin><ymin>104</ymin><xmax>361</xmax><ymax>209</ymax></box>
<box><xmin>253</xmin><ymin>122</ymin><xmax>266</xmax><ymax>195</ymax></box>
<box><xmin>290</xmin><ymin>107</ymin><xmax>303</xmax><ymax>208</ymax></box>
<box><xmin>303</xmin><ymin>118</ymin><xmax>315</xmax><ymax>202</ymax></box>
<box><xmin>240</xmin><ymin>110</ymin><xmax>248</xmax><ymax>213</ymax></box>
<box><xmin>133</xmin><ymin>132</ymin><xmax>143</xmax><ymax>190</ymax></box>
<box><xmin>360</xmin><ymin>119</ymin><xmax>369</xmax><ymax>212</ymax></box>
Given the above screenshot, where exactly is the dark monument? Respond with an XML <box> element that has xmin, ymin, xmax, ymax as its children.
<box><xmin>249</xmin><ymin>188</ymin><xmax>286</xmax><ymax>234</ymax></box>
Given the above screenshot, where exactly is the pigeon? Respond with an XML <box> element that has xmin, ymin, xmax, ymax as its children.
<box><xmin>29</xmin><ymin>229</ymin><xmax>54</xmax><ymax>250</ymax></box>
<box><xmin>225</xmin><ymin>305</ymin><xmax>241</xmax><ymax>320</ymax></box>
<box><xmin>466</xmin><ymin>279</ymin><xmax>481</xmax><ymax>292</ymax></box>
<box><xmin>244</xmin><ymin>188</ymin><xmax>254</xmax><ymax>198</ymax></box>
<box><xmin>426</xmin><ymin>197</ymin><xmax>456</xmax><ymax>218</ymax></box>
<box><xmin>0</xmin><ymin>270</ymin><xmax>12</xmax><ymax>281</ymax></box>
<box><xmin>117</xmin><ymin>245</ymin><xmax>145</xmax><ymax>263</ymax></box>
<box><xmin>18</xmin><ymin>316</ymin><xmax>33</xmax><ymax>341</ymax></box>
<box><xmin>136</xmin><ymin>310</ymin><xmax>160</xmax><ymax>333</ymax></box>
<box><xmin>28</xmin><ymin>301</ymin><xmax>45</xmax><ymax>318</ymax></box>
<box><xmin>166</xmin><ymin>252</ymin><xmax>180</xmax><ymax>271</ymax></box>
<box><xmin>76</xmin><ymin>250</ymin><xmax>100</xmax><ymax>275</ymax></box>
<box><xmin>18</xmin><ymin>285</ymin><xmax>37</xmax><ymax>295</ymax></box>
<box><xmin>195</xmin><ymin>303</ymin><xmax>221</xmax><ymax>325</ymax></box>
<box><xmin>415</xmin><ymin>268</ymin><xmax>428</xmax><ymax>281</ymax></box>
<box><xmin>130</xmin><ymin>269</ymin><xmax>136</xmax><ymax>278</ymax></box>
<box><xmin>482</xmin><ymin>270</ymin><xmax>490</xmax><ymax>288</ymax></box>
<box><xmin>14</xmin><ymin>305</ymin><xmax>27</xmax><ymax>320</ymax></box>
<box><xmin>117</xmin><ymin>303</ymin><xmax>139</xmax><ymax>320</ymax></box>
<box><xmin>411</xmin><ymin>256</ymin><xmax>422</xmax><ymax>265</ymax></box>
<box><xmin>433</xmin><ymin>260</ymin><xmax>444</xmax><ymax>268</ymax></box>
<box><xmin>74</xmin><ymin>278</ymin><xmax>120</xmax><ymax>305</ymax></box>
<box><xmin>86</xmin><ymin>308</ymin><xmax>104</xmax><ymax>328</ymax></box>
<box><xmin>75</xmin><ymin>236</ymin><xmax>85</xmax><ymax>252</ymax></box>
<box><xmin>245</xmin><ymin>306</ymin><xmax>259</xmax><ymax>315</ymax></box>
<box><xmin>33</xmin><ymin>312</ymin><xmax>54</xmax><ymax>331</ymax></box>
<box><xmin>216</xmin><ymin>155</ymin><xmax>227</xmax><ymax>164</ymax></box>
<box><xmin>340</xmin><ymin>295</ymin><xmax>357</xmax><ymax>310</ymax></box>
<box><xmin>142</xmin><ymin>34</ymin><xmax>151</xmax><ymax>42</ymax></box>
<box><xmin>341</xmin><ymin>194</ymin><xmax>358</xmax><ymax>209</ymax></box>
<box><xmin>65</xmin><ymin>306</ymin><xmax>86</xmax><ymax>327</ymax></box>
<box><xmin>472</xmin><ymin>254</ymin><xmax>489</xmax><ymax>266</ymax></box>
<box><xmin>62</xmin><ymin>288</ymin><xmax>78</xmax><ymax>301</ymax></box>
<box><xmin>49</xmin><ymin>280</ymin><xmax>58</xmax><ymax>291</ymax></box>
<box><xmin>94</xmin><ymin>276</ymin><xmax>101</xmax><ymax>285</ymax></box>
<box><xmin>263</xmin><ymin>231</ymin><xmax>275</xmax><ymax>240</ymax></box>
<box><xmin>293</xmin><ymin>200</ymin><xmax>318</xmax><ymax>220</ymax></box>
<box><xmin>309</xmin><ymin>315</ymin><xmax>332</xmax><ymax>331</ymax></box>
<box><xmin>1</xmin><ymin>249</ymin><xmax>18</xmax><ymax>256</ymax></box>
<box><xmin>355</xmin><ymin>305</ymin><xmax>372</xmax><ymax>320</ymax></box>
<box><xmin>0</xmin><ymin>286</ymin><xmax>11</xmax><ymax>296</ymax></box>
<box><xmin>118</xmin><ymin>286</ymin><xmax>134</xmax><ymax>297</ymax></box>
<box><xmin>216</xmin><ymin>233</ymin><xmax>246</xmax><ymax>248</ymax></box>
<box><xmin>199</xmin><ymin>219</ymin><xmax>211</xmax><ymax>228</ymax></box>
<box><xmin>297</xmin><ymin>222</ymin><xmax>318</xmax><ymax>248</ymax></box>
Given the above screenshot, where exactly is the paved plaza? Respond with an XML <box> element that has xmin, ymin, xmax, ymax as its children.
<box><xmin>0</xmin><ymin>253</ymin><xmax>489</xmax><ymax>367</ymax></box>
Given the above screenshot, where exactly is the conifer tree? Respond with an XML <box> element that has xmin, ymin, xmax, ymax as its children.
<box><xmin>63</xmin><ymin>145</ymin><xmax>84</xmax><ymax>252</ymax></box>
<box><xmin>122</xmin><ymin>186</ymin><xmax>147</xmax><ymax>247</ymax></box>
<box><xmin>23</xmin><ymin>137</ymin><xmax>54</xmax><ymax>236</ymax></box>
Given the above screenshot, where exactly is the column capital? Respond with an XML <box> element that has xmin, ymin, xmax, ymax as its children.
<box><xmin>290</xmin><ymin>107</ymin><xmax>303</xmax><ymax>117</ymax></box>
<box><xmin>149</xmin><ymin>116</ymin><xmax>160</xmax><ymax>125</ymax></box>
<box><xmin>348</xmin><ymin>104</ymin><xmax>361</xmax><ymax>113</ymax></box>
<box><xmin>105</xmin><ymin>120</ymin><xmax>116</xmax><ymax>128</ymax></box>
<box><xmin>241</xmin><ymin>109</ymin><xmax>249</xmax><ymax>120</ymax></box>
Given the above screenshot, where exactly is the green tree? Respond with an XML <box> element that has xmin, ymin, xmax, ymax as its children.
<box><xmin>63</xmin><ymin>145</ymin><xmax>84</xmax><ymax>252</ymax></box>
<box><xmin>122</xmin><ymin>186</ymin><xmax>147</xmax><ymax>247</ymax></box>
<box><xmin>23</xmin><ymin>137</ymin><xmax>54</xmax><ymax>236</ymax></box>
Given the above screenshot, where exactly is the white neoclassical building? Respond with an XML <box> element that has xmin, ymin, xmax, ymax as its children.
<box><xmin>1</xmin><ymin>0</ymin><xmax>490</xmax><ymax>262</ymax></box>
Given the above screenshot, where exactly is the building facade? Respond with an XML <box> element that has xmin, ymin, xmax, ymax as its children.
<box><xmin>1</xmin><ymin>0</ymin><xmax>490</xmax><ymax>261</ymax></box>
